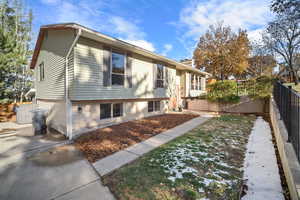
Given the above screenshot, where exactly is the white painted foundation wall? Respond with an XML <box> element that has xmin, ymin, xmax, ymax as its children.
<box><xmin>37</xmin><ymin>100</ymin><xmax>67</xmax><ymax>134</ymax></box>
<box><xmin>71</xmin><ymin>100</ymin><xmax>168</xmax><ymax>137</ymax></box>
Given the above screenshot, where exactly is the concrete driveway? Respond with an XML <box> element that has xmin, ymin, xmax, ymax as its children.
<box><xmin>0</xmin><ymin>128</ymin><xmax>114</xmax><ymax>200</ymax></box>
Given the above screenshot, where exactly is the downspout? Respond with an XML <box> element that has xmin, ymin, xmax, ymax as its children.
<box><xmin>65</xmin><ymin>28</ymin><xmax>82</xmax><ymax>139</ymax></box>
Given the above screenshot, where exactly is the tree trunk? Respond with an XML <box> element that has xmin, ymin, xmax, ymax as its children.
<box><xmin>292</xmin><ymin>69</ymin><xmax>299</xmax><ymax>85</ymax></box>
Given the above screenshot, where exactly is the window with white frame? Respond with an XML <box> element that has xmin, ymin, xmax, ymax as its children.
<box><xmin>100</xmin><ymin>103</ymin><xmax>123</xmax><ymax>120</ymax></box>
<box><xmin>198</xmin><ymin>76</ymin><xmax>202</xmax><ymax>90</ymax></box>
<box><xmin>148</xmin><ymin>101</ymin><xmax>154</xmax><ymax>112</ymax></box>
<box><xmin>156</xmin><ymin>64</ymin><xmax>164</xmax><ymax>88</ymax></box>
<box><xmin>111</xmin><ymin>51</ymin><xmax>125</xmax><ymax>86</ymax></box>
<box><xmin>113</xmin><ymin>103</ymin><xmax>123</xmax><ymax>117</ymax></box>
<box><xmin>154</xmin><ymin>101</ymin><xmax>160</xmax><ymax>111</ymax></box>
<box><xmin>148</xmin><ymin>101</ymin><xmax>160</xmax><ymax>112</ymax></box>
<box><xmin>39</xmin><ymin>62</ymin><xmax>45</xmax><ymax>81</ymax></box>
<box><xmin>191</xmin><ymin>74</ymin><xmax>197</xmax><ymax>90</ymax></box>
<box><xmin>100</xmin><ymin>104</ymin><xmax>111</xmax><ymax>119</ymax></box>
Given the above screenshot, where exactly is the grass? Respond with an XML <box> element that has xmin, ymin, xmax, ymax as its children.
<box><xmin>103</xmin><ymin>114</ymin><xmax>256</xmax><ymax>200</ymax></box>
<box><xmin>284</xmin><ymin>82</ymin><xmax>300</xmax><ymax>93</ymax></box>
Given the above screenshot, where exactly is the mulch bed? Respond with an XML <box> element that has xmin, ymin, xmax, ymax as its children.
<box><xmin>75</xmin><ymin>114</ymin><xmax>199</xmax><ymax>163</ymax></box>
<box><xmin>0</xmin><ymin>104</ymin><xmax>16</xmax><ymax>122</ymax></box>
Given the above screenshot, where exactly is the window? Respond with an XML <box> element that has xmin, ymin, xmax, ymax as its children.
<box><xmin>198</xmin><ymin>76</ymin><xmax>202</xmax><ymax>90</ymax></box>
<box><xmin>148</xmin><ymin>101</ymin><xmax>160</xmax><ymax>112</ymax></box>
<box><xmin>191</xmin><ymin>74</ymin><xmax>196</xmax><ymax>90</ymax></box>
<box><xmin>111</xmin><ymin>51</ymin><xmax>125</xmax><ymax>86</ymax></box>
<box><xmin>39</xmin><ymin>62</ymin><xmax>45</xmax><ymax>81</ymax></box>
<box><xmin>156</xmin><ymin>64</ymin><xmax>164</xmax><ymax>88</ymax></box>
<box><xmin>100</xmin><ymin>104</ymin><xmax>111</xmax><ymax>119</ymax></box>
<box><xmin>154</xmin><ymin>101</ymin><xmax>160</xmax><ymax>111</ymax></box>
<box><xmin>100</xmin><ymin>103</ymin><xmax>123</xmax><ymax>119</ymax></box>
<box><xmin>148</xmin><ymin>101</ymin><xmax>154</xmax><ymax>112</ymax></box>
<box><xmin>113</xmin><ymin>103</ymin><xmax>123</xmax><ymax>117</ymax></box>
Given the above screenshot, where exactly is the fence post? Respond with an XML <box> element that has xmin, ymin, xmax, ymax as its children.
<box><xmin>287</xmin><ymin>85</ymin><xmax>292</xmax><ymax>142</ymax></box>
<box><xmin>279</xmin><ymin>82</ymin><xmax>282</xmax><ymax>120</ymax></box>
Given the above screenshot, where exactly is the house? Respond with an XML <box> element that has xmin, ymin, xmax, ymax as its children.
<box><xmin>30</xmin><ymin>23</ymin><xmax>210</xmax><ymax>139</ymax></box>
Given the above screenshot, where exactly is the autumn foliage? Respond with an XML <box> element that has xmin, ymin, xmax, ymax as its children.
<box><xmin>193</xmin><ymin>23</ymin><xmax>251</xmax><ymax>80</ymax></box>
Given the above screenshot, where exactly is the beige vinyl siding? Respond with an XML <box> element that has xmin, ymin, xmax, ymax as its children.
<box><xmin>67</xmin><ymin>49</ymin><xmax>75</xmax><ymax>97</ymax></box>
<box><xmin>70</xmin><ymin>37</ymin><xmax>176</xmax><ymax>100</ymax></box>
<box><xmin>35</xmin><ymin>29</ymin><xmax>76</xmax><ymax>100</ymax></box>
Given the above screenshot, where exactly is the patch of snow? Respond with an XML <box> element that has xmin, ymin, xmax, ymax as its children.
<box><xmin>242</xmin><ymin>117</ymin><xmax>284</xmax><ymax>200</ymax></box>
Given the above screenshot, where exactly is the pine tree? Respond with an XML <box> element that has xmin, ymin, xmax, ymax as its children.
<box><xmin>0</xmin><ymin>0</ymin><xmax>33</xmax><ymax>103</ymax></box>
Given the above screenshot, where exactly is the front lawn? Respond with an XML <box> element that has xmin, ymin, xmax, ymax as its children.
<box><xmin>103</xmin><ymin>115</ymin><xmax>256</xmax><ymax>200</ymax></box>
<box><xmin>284</xmin><ymin>82</ymin><xmax>300</xmax><ymax>93</ymax></box>
<box><xmin>75</xmin><ymin>114</ymin><xmax>198</xmax><ymax>163</ymax></box>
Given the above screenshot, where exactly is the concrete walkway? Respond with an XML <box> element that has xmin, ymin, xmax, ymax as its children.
<box><xmin>93</xmin><ymin>116</ymin><xmax>210</xmax><ymax>176</ymax></box>
<box><xmin>0</xmin><ymin>122</ymin><xmax>32</xmax><ymax>132</ymax></box>
<box><xmin>242</xmin><ymin>117</ymin><xmax>284</xmax><ymax>200</ymax></box>
<box><xmin>0</xmin><ymin>127</ymin><xmax>115</xmax><ymax>200</ymax></box>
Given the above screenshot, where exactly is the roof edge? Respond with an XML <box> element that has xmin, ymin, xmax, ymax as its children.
<box><xmin>30</xmin><ymin>23</ymin><xmax>211</xmax><ymax>76</ymax></box>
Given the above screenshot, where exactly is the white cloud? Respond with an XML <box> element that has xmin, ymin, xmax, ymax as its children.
<box><xmin>41</xmin><ymin>0</ymin><xmax>61</xmax><ymax>5</ymax></box>
<box><xmin>44</xmin><ymin>0</ymin><xmax>156</xmax><ymax>52</ymax></box>
<box><xmin>180</xmin><ymin>0</ymin><xmax>272</xmax><ymax>39</ymax></box>
<box><xmin>109</xmin><ymin>17</ymin><xmax>146</xmax><ymax>40</ymax></box>
<box><xmin>109</xmin><ymin>17</ymin><xmax>155</xmax><ymax>52</ymax></box>
<box><xmin>176</xmin><ymin>0</ymin><xmax>273</xmax><ymax>53</ymax></box>
<box><xmin>122</xmin><ymin>39</ymin><xmax>156</xmax><ymax>52</ymax></box>
<box><xmin>248</xmin><ymin>28</ymin><xmax>264</xmax><ymax>43</ymax></box>
<box><xmin>161</xmin><ymin>44</ymin><xmax>173</xmax><ymax>56</ymax></box>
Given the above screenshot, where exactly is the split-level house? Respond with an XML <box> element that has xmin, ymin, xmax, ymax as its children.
<box><xmin>30</xmin><ymin>23</ymin><xmax>210</xmax><ymax>139</ymax></box>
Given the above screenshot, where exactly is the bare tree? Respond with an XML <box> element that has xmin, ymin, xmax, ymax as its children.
<box><xmin>263</xmin><ymin>0</ymin><xmax>300</xmax><ymax>84</ymax></box>
<box><xmin>244</xmin><ymin>42</ymin><xmax>277</xmax><ymax>78</ymax></box>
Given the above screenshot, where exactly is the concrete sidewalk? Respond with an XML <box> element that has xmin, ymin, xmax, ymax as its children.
<box><xmin>93</xmin><ymin>116</ymin><xmax>210</xmax><ymax>176</ymax></box>
<box><xmin>0</xmin><ymin>126</ymin><xmax>115</xmax><ymax>200</ymax></box>
<box><xmin>0</xmin><ymin>144</ymin><xmax>115</xmax><ymax>200</ymax></box>
<box><xmin>242</xmin><ymin>117</ymin><xmax>284</xmax><ymax>200</ymax></box>
<box><xmin>0</xmin><ymin>122</ymin><xmax>32</xmax><ymax>132</ymax></box>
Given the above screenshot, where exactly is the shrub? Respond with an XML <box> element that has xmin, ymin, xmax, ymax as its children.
<box><xmin>0</xmin><ymin>98</ymin><xmax>13</xmax><ymax>105</ymax></box>
<box><xmin>251</xmin><ymin>76</ymin><xmax>273</xmax><ymax>99</ymax></box>
<box><xmin>206</xmin><ymin>80</ymin><xmax>240</xmax><ymax>103</ymax></box>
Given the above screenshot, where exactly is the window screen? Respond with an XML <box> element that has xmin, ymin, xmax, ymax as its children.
<box><xmin>111</xmin><ymin>51</ymin><xmax>125</xmax><ymax>86</ymax></box>
<box><xmin>148</xmin><ymin>101</ymin><xmax>154</xmax><ymax>112</ymax></box>
<box><xmin>100</xmin><ymin>104</ymin><xmax>111</xmax><ymax>119</ymax></box>
<box><xmin>156</xmin><ymin>64</ymin><xmax>164</xmax><ymax>88</ymax></box>
<box><xmin>113</xmin><ymin>103</ymin><xmax>123</xmax><ymax>117</ymax></box>
<box><xmin>154</xmin><ymin>101</ymin><xmax>160</xmax><ymax>111</ymax></box>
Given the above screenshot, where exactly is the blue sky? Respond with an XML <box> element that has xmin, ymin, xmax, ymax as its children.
<box><xmin>25</xmin><ymin>0</ymin><xmax>273</xmax><ymax>61</ymax></box>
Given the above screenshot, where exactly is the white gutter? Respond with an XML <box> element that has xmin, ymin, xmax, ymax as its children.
<box><xmin>65</xmin><ymin>28</ymin><xmax>82</xmax><ymax>139</ymax></box>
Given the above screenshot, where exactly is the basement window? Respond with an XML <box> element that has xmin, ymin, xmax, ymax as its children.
<box><xmin>155</xmin><ymin>101</ymin><xmax>160</xmax><ymax>111</ymax></box>
<box><xmin>148</xmin><ymin>101</ymin><xmax>161</xmax><ymax>112</ymax></box>
<box><xmin>100</xmin><ymin>104</ymin><xmax>111</xmax><ymax>119</ymax></box>
<box><xmin>148</xmin><ymin>101</ymin><xmax>154</xmax><ymax>112</ymax></box>
<box><xmin>113</xmin><ymin>103</ymin><xmax>123</xmax><ymax>117</ymax></box>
